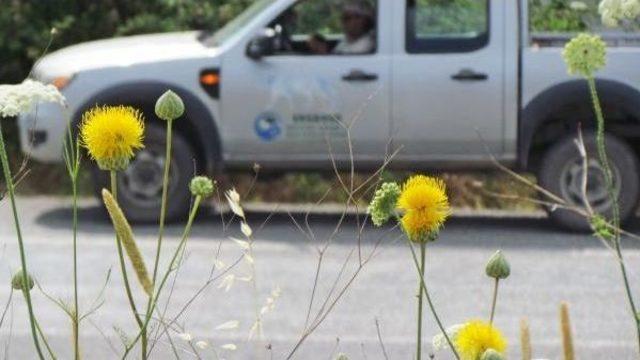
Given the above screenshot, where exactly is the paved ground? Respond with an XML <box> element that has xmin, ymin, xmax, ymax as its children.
<box><xmin>1</xmin><ymin>197</ymin><xmax>640</xmax><ymax>359</ymax></box>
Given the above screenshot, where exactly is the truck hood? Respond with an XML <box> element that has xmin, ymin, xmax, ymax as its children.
<box><xmin>34</xmin><ymin>31</ymin><xmax>215</xmax><ymax>78</ymax></box>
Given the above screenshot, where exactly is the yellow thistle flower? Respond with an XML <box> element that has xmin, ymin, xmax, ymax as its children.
<box><xmin>455</xmin><ymin>320</ymin><xmax>507</xmax><ymax>360</ymax></box>
<box><xmin>397</xmin><ymin>175</ymin><xmax>450</xmax><ymax>242</ymax></box>
<box><xmin>80</xmin><ymin>106</ymin><xmax>144</xmax><ymax>171</ymax></box>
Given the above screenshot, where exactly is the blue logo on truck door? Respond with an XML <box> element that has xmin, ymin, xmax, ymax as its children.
<box><xmin>254</xmin><ymin>112</ymin><xmax>282</xmax><ymax>142</ymax></box>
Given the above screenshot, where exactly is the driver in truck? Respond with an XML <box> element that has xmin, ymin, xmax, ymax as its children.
<box><xmin>332</xmin><ymin>1</ymin><xmax>376</xmax><ymax>54</ymax></box>
<box><xmin>309</xmin><ymin>0</ymin><xmax>376</xmax><ymax>55</ymax></box>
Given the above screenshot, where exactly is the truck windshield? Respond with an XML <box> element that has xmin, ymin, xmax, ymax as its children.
<box><xmin>203</xmin><ymin>0</ymin><xmax>275</xmax><ymax>47</ymax></box>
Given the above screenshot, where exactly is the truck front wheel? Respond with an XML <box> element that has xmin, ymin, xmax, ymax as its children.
<box><xmin>538</xmin><ymin>133</ymin><xmax>640</xmax><ymax>231</ymax></box>
<box><xmin>91</xmin><ymin>122</ymin><xmax>195</xmax><ymax>223</ymax></box>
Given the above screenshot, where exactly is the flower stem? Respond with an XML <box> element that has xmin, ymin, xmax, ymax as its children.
<box><xmin>587</xmin><ymin>77</ymin><xmax>640</xmax><ymax>351</ymax></box>
<box><xmin>407</xmin><ymin>240</ymin><xmax>460</xmax><ymax>360</ymax></box>
<box><xmin>122</xmin><ymin>196</ymin><xmax>202</xmax><ymax>359</ymax></box>
<box><xmin>489</xmin><ymin>278</ymin><xmax>499</xmax><ymax>325</ymax></box>
<box><xmin>109</xmin><ymin>172</ymin><xmax>144</xmax><ymax>331</ymax></box>
<box><xmin>143</xmin><ymin>119</ymin><xmax>174</xmax><ymax>358</ymax></box>
<box><xmin>416</xmin><ymin>241</ymin><xmax>426</xmax><ymax>360</ymax></box>
<box><xmin>35</xmin><ymin>316</ymin><xmax>57</xmax><ymax>360</ymax></box>
<box><xmin>0</xmin><ymin>120</ymin><xmax>46</xmax><ymax>359</ymax></box>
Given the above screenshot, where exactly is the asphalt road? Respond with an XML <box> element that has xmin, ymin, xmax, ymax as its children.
<box><xmin>1</xmin><ymin>197</ymin><xmax>640</xmax><ymax>359</ymax></box>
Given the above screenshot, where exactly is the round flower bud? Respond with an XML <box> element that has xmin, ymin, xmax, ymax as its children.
<box><xmin>590</xmin><ymin>214</ymin><xmax>614</xmax><ymax>241</ymax></box>
<box><xmin>155</xmin><ymin>90</ymin><xmax>184</xmax><ymax>121</ymax></box>
<box><xmin>334</xmin><ymin>354</ymin><xmax>349</xmax><ymax>360</ymax></box>
<box><xmin>11</xmin><ymin>269</ymin><xmax>34</xmax><ymax>292</ymax></box>
<box><xmin>367</xmin><ymin>182</ymin><xmax>401</xmax><ymax>227</ymax></box>
<box><xmin>562</xmin><ymin>33</ymin><xmax>606</xmax><ymax>78</ymax></box>
<box><xmin>485</xmin><ymin>250</ymin><xmax>510</xmax><ymax>280</ymax></box>
<box><xmin>480</xmin><ymin>349</ymin><xmax>505</xmax><ymax>360</ymax></box>
<box><xmin>190</xmin><ymin>176</ymin><xmax>215</xmax><ymax>198</ymax></box>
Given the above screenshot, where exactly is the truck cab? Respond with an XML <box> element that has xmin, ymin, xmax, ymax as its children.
<box><xmin>19</xmin><ymin>0</ymin><xmax>640</xmax><ymax>230</ymax></box>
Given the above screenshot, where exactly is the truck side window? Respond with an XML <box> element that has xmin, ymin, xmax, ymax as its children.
<box><xmin>406</xmin><ymin>0</ymin><xmax>489</xmax><ymax>53</ymax></box>
<box><xmin>270</xmin><ymin>0</ymin><xmax>377</xmax><ymax>56</ymax></box>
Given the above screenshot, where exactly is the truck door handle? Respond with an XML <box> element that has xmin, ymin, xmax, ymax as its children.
<box><xmin>342</xmin><ymin>70</ymin><xmax>378</xmax><ymax>82</ymax></box>
<box><xmin>451</xmin><ymin>69</ymin><xmax>488</xmax><ymax>81</ymax></box>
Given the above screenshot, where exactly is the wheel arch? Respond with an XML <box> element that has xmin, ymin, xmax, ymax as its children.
<box><xmin>71</xmin><ymin>81</ymin><xmax>222</xmax><ymax>174</ymax></box>
<box><xmin>519</xmin><ymin>78</ymin><xmax>640</xmax><ymax>171</ymax></box>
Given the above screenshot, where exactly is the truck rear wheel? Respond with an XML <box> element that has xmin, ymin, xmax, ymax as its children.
<box><xmin>538</xmin><ymin>133</ymin><xmax>640</xmax><ymax>232</ymax></box>
<box><xmin>91</xmin><ymin>122</ymin><xmax>195</xmax><ymax>223</ymax></box>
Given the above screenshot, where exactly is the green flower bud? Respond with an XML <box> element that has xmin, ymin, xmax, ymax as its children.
<box><xmin>590</xmin><ymin>214</ymin><xmax>615</xmax><ymax>241</ymax></box>
<box><xmin>562</xmin><ymin>33</ymin><xmax>606</xmax><ymax>78</ymax></box>
<box><xmin>334</xmin><ymin>354</ymin><xmax>349</xmax><ymax>360</ymax></box>
<box><xmin>11</xmin><ymin>269</ymin><xmax>34</xmax><ymax>292</ymax></box>
<box><xmin>190</xmin><ymin>176</ymin><xmax>215</xmax><ymax>198</ymax></box>
<box><xmin>367</xmin><ymin>182</ymin><xmax>401</xmax><ymax>227</ymax></box>
<box><xmin>480</xmin><ymin>349</ymin><xmax>505</xmax><ymax>360</ymax></box>
<box><xmin>485</xmin><ymin>250</ymin><xmax>510</xmax><ymax>280</ymax></box>
<box><xmin>155</xmin><ymin>90</ymin><xmax>184</xmax><ymax>121</ymax></box>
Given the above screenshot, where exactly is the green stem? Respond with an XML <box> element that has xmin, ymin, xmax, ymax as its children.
<box><xmin>588</xmin><ymin>77</ymin><xmax>640</xmax><ymax>351</ymax></box>
<box><xmin>416</xmin><ymin>242</ymin><xmax>426</xmax><ymax>360</ymax></box>
<box><xmin>71</xmin><ymin>177</ymin><xmax>80</xmax><ymax>360</ymax></box>
<box><xmin>144</xmin><ymin>119</ymin><xmax>174</xmax><ymax>358</ymax></box>
<box><xmin>34</xmin><ymin>316</ymin><xmax>57</xmax><ymax>360</ymax></box>
<box><xmin>123</xmin><ymin>196</ymin><xmax>202</xmax><ymax>359</ymax></box>
<box><xmin>109</xmin><ymin>172</ymin><xmax>144</xmax><ymax>330</ymax></box>
<box><xmin>407</xmin><ymin>240</ymin><xmax>460</xmax><ymax>360</ymax></box>
<box><xmin>0</xmin><ymin>120</ymin><xmax>46</xmax><ymax>359</ymax></box>
<box><xmin>489</xmin><ymin>278</ymin><xmax>499</xmax><ymax>325</ymax></box>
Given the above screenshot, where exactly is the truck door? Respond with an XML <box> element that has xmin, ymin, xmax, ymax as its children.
<box><xmin>222</xmin><ymin>0</ymin><xmax>391</xmax><ymax>168</ymax></box>
<box><xmin>392</xmin><ymin>0</ymin><xmax>506</xmax><ymax>162</ymax></box>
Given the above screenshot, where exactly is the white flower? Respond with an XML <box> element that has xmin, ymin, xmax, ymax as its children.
<box><xmin>432</xmin><ymin>324</ymin><xmax>464</xmax><ymax>351</ymax></box>
<box><xmin>195</xmin><ymin>340</ymin><xmax>209</xmax><ymax>349</ymax></box>
<box><xmin>216</xmin><ymin>320</ymin><xmax>240</xmax><ymax>331</ymax></box>
<box><xmin>177</xmin><ymin>332</ymin><xmax>193</xmax><ymax>342</ymax></box>
<box><xmin>0</xmin><ymin>79</ymin><xmax>65</xmax><ymax>118</ymax></box>
<box><xmin>599</xmin><ymin>0</ymin><xmax>640</xmax><ymax>26</ymax></box>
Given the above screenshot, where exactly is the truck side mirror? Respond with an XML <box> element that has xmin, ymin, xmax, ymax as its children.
<box><xmin>246</xmin><ymin>30</ymin><xmax>275</xmax><ymax>60</ymax></box>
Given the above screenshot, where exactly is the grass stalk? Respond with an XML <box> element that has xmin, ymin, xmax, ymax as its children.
<box><xmin>109</xmin><ymin>171</ymin><xmax>144</xmax><ymax>333</ymax></box>
<box><xmin>64</xmin><ymin>125</ymin><xmax>81</xmax><ymax>360</ymax></box>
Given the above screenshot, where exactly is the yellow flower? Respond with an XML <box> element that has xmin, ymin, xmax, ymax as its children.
<box><xmin>455</xmin><ymin>320</ymin><xmax>507</xmax><ymax>360</ymax></box>
<box><xmin>397</xmin><ymin>175</ymin><xmax>450</xmax><ymax>241</ymax></box>
<box><xmin>80</xmin><ymin>106</ymin><xmax>144</xmax><ymax>171</ymax></box>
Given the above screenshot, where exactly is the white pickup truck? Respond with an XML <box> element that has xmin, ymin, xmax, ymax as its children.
<box><xmin>18</xmin><ymin>0</ymin><xmax>640</xmax><ymax>230</ymax></box>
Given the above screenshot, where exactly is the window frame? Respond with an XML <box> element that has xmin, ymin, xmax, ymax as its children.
<box><xmin>267</xmin><ymin>0</ymin><xmax>379</xmax><ymax>57</ymax></box>
<box><xmin>405</xmin><ymin>0</ymin><xmax>490</xmax><ymax>54</ymax></box>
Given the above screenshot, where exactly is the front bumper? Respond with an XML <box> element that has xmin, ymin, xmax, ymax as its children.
<box><xmin>17</xmin><ymin>102</ymin><xmax>67</xmax><ymax>163</ymax></box>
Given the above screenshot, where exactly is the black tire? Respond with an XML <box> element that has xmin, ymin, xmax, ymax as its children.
<box><xmin>538</xmin><ymin>133</ymin><xmax>640</xmax><ymax>232</ymax></box>
<box><xmin>91</xmin><ymin>122</ymin><xmax>195</xmax><ymax>223</ymax></box>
